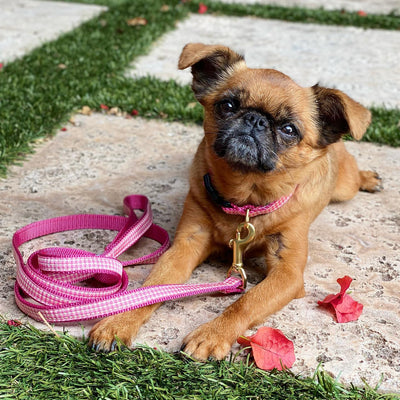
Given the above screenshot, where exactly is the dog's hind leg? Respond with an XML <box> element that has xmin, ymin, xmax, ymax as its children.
<box><xmin>359</xmin><ymin>170</ymin><xmax>383</xmax><ymax>193</ymax></box>
<box><xmin>330</xmin><ymin>142</ymin><xmax>382</xmax><ymax>203</ymax></box>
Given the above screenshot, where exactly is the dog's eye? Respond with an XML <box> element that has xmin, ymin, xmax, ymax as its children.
<box><xmin>279</xmin><ymin>124</ymin><xmax>298</xmax><ymax>138</ymax></box>
<box><xmin>217</xmin><ymin>99</ymin><xmax>239</xmax><ymax>115</ymax></box>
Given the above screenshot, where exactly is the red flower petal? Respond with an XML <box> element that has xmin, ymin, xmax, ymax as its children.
<box><xmin>237</xmin><ymin>335</ymin><xmax>251</xmax><ymax>347</ymax></box>
<box><xmin>0</xmin><ymin>63</ymin><xmax>3</xmax><ymax>70</ymax></box>
<box><xmin>337</xmin><ymin>275</ymin><xmax>352</xmax><ymax>294</ymax></box>
<box><xmin>357</xmin><ymin>10</ymin><xmax>367</xmax><ymax>16</ymax></box>
<box><xmin>334</xmin><ymin>294</ymin><xmax>364</xmax><ymax>323</ymax></box>
<box><xmin>318</xmin><ymin>292</ymin><xmax>340</xmax><ymax>305</ymax></box>
<box><xmin>198</xmin><ymin>3</ymin><xmax>208</xmax><ymax>14</ymax></box>
<box><xmin>238</xmin><ymin>327</ymin><xmax>295</xmax><ymax>371</ymax></box>
<box><xmin>7</xmin><ymin>320</ymin><xmax>22</xmax><ymax>326</ymax></box>
<box><xmin>100</xmin><ymin>104</ymin><xmax>109</xmax><ymax>110</ymax></box>
<box><xmin>318</xmin><ymin>276</ymin><xmax>363</xmax><ymax>323</ymax></box>
<box><xmin>131</xmin><ymin>109</ymin><xmax>139</xmax><ymax>116</ymax></box>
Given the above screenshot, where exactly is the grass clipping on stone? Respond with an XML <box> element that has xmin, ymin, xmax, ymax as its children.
<box><xmin>0</xmin><ymin>321</ymin><xmax>397</xmax><ymax>400</ymax></box>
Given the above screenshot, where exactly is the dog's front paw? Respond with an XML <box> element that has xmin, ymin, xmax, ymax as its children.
<box><xmin>88</xmin><ymin>312</ymin><xmax>140</xmax><ymax>352</ymax></box>
<box><xmin>181</xmin><ymin>321</ymin><xmax>236</xmax><ymax>361</ymax></box>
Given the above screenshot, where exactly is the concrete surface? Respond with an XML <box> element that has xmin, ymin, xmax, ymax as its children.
<box><xmin>1</xmin><ymin>114</ymin><xmax>399</xmax><ymax>391</ymax></box>
<box><xmin>217</xmin><ymin>0</ymin><xmax>400</xmax><ymax>14</ymax></box>
<box><xmin>129</xmin><ymin>14</ymin><xmax>400</xmax><ymax>108</ymax></box>
<box><xmin>0</xmin><ymin>0</ymin><xmax>399</xmax><ymax>393</ymax></box>
<box><xmin>0</xmin><ymin>0</ymin><xmax>106</xmax><ymax>62</ymax></box>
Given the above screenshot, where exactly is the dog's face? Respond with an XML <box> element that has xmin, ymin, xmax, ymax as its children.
<box><xmin>179</xmin><ymin>43</ymin><xmax>371</xmax><ymax>174</ymax></box>
<box><xmin>209</xmin><ymin>68</ymin><xmax>311</xmax><ymax>173</ymax></box>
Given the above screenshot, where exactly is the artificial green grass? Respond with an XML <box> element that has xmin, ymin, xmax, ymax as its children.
<box><xmin>188</xmin><ymin>0</ymin><xmax>400</xmax><ymax>30</ymax></box>
<box><xmin>1</xmin><ymin>322</ymin><xmax>398</xmax><ymax>400</ymax></box>
<box><xmin>365</xmin><ymin>108</ymin><xmax>400</xmax><ymax>146</ymax></box>
<box><xmin>0</xmin><ymin>0</ymin><xmax>188</xmax><ymax>176</ymax></box>
<box><xmin>0</xmin><ymin>0</ymin><xmax>399</xmax><ymax>176</ymax></box>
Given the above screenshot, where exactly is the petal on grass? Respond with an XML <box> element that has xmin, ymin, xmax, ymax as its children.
<box><xmin>198</xmin><ymin>3</ymin><xmax>208</xmax><ymax>14</ymax></box>
<box><xmin>7</xmin><ymin>320</ymin><xmax>22</xmax><ymax>326</ymax></box>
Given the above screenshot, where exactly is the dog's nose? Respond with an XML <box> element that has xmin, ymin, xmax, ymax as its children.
<box><xmin>244</xmin><ymin>112</ymin><xmax>268</xmax><ymax>131</ymax></box>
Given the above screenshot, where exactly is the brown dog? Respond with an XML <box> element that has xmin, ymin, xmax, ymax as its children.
<box><xmin>89</xmin><ymin>43</ymin><xmax>381</xmax><ymax>359</ymax></box>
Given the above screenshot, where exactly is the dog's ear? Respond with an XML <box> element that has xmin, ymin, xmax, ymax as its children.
<box><xmin>312</xmin><ymin>85</ymin><xmax>371</xmax><ymax>146</ymax></box>
<box><xmin>178</xmin><ymin>43</ymin><xmax>245</xmax><ymax>101</ymax></box>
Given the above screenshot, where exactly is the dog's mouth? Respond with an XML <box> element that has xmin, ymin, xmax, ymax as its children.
<box><xmin>213</xmin><ymin>131</ymin><xmax>277</xmax><ymax>173</ymax></box>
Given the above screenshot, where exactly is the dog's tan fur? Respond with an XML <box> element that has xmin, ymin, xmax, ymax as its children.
<box><xmin>89</xmin><ymin>43</ymin><xmax>381</xmax><ymax>359</ymax></box>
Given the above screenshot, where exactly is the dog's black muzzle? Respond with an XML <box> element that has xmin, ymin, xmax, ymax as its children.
<box><xmin>214</xmin><ymin>110</ymin><xmax>277</xmax><ymax>173</ymax></box>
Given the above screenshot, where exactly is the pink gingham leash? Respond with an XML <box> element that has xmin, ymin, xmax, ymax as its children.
<box><xmin>13</xmin><ymin>195</ymin><xmax>243</xmax><ymax>324</ymax></box>
<box><xmin>204</xmin><ymin>173</ymin><xmax>297</xmax><ymax>218</ymax></box>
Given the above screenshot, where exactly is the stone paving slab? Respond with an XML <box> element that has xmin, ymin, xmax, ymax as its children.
<box><xmin>128</xmin><ymin>14</ymin><xmax>400</xmax><ymax>108</ymax></box>
<box><xmin>1</xmin><ymin>114</ymin><xmax>399</xmax><ymax>391</ymax></box>
<box><xmin>217</xmin><ymin>0</ymin><xmax>400</xmax><ymax>14</ymax></box>
<box><xmin>0</xmin><ymin>0</ymin><xmax>106</xmax><ymax>62</ymax></box>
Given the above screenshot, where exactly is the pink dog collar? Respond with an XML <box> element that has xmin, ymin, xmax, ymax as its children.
<box><xmin>222</xmin><ymin>193</ymin><xmax>295</xmax><ymax>217</ymax></box>
<box><xmin>12</xmin><ymin>195</ymin><xmax>243</xmax><ymax>324</ymax></box>
<box><xmin>204</xmin><ymin>173</ymin><xmax>296</xmax><ymax>218</ymax></box>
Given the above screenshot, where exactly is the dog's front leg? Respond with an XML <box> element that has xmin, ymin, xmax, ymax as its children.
<box><xmin>89</xmin><ymin>195</ymin><xmax>214</xmax><ymax>351</ymax></box>
<box><xmin>182</xmin><ymin>225</ymin><xmax>308</xmax><ymax>361</ymax></box>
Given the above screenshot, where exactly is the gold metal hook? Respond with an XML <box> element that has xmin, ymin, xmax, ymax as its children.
<box><xmin>227</xmin><ymin>209</ymin><xmax>256</xmax><ymax>289</ymax></box>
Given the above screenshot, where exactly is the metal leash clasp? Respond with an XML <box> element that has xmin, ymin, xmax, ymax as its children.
<box><xmin>227</xmin><ymin>209</ymin><xmax>256</xmax><ymax>289</ymax></box>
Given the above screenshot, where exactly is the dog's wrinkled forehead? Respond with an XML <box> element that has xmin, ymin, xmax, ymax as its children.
<box><xmin>213</xmin><ymin>68</ymin><xmax>312</xmax><ymax>122</ymax></box>
<box><xmin>228</xmin><ymin>69</ymin><xmax>306</xmax><ymax>110</ymax></box>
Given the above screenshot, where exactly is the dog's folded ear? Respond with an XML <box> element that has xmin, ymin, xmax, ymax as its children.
<box><xmin>178</xmin><ymin>43</ymin><xmax>245</xmax><ymax>102</ymax></box>
<box><xmin>312</xmin><ymin>85</ymin><xmax>371</xmax><ymax>146</ymax></box>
